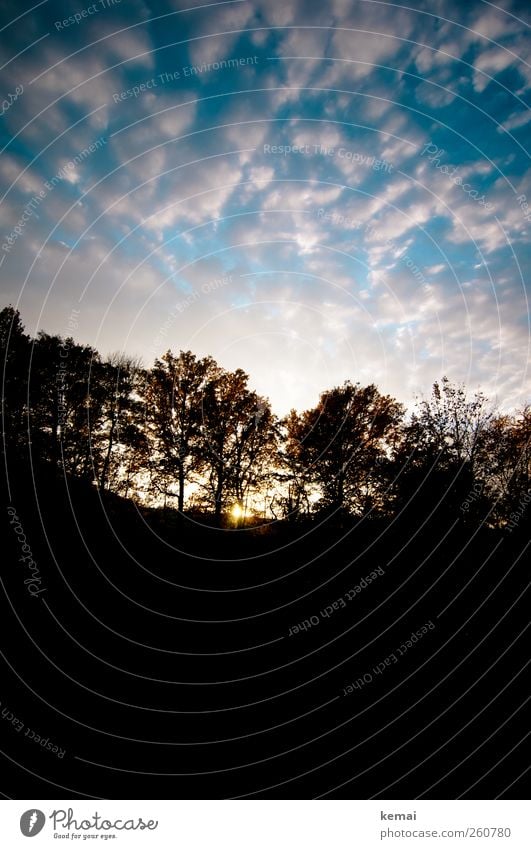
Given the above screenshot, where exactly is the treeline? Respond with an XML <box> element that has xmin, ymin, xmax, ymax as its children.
<box><xmin>1</xmin><ymin>305</ymin><xmax>530</xmax><ymax>528</ymax></box>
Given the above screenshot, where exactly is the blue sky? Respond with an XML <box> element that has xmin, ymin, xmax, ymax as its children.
<box><xmin>1</xmin><ymin>0</ymin><xmax>530</xmax><ymax>414</ymax></box>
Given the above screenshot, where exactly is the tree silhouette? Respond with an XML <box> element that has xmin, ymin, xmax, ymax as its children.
<box><xmin>285</xmin><ymin>382</ymin><xmax>403</xmax><ymax>516</ymax></box>
<box><xmin>198</xmin><ymin>366</ymin><xmax>277</xmax><ymax>522</ymax></box>
<box><xmin>95</xmin><ymin>354</ymin><xmax>146</xmax><ymax>493</ymax></box>
<box><xmin>392</xmin><ymin>377</ymin><xmax>492</xmax><ymax>521</ymax></box>
<box><xmin>0</xmin><ymin>306</ymin><xmax>30</xmax><ymax>457</ymax></box>
<box><xmin>31</xmin><ymin>332</ymin><xmax>103</xmax><ymax>479</ymax></box>
<box><xmin>145</xmin><ymin>350</ymin><xmax>217</xmax><ymax>512</ymax></box>
<box><xmin>482</xmin><ymin>406</ymin><xmax>531</xmax><ymax>525</ymax></box>
<box><xmin>413</xmin><ymin>377</ymin><xmax>491</xmax><ymax>470</ymax></box>
<box><xmin>274</xmin><ymin>411</ymin><xmax>313</xmax><ymax>521</ymax></box>
<box><xmin>3</xmin><ymin>304</ymin><xmax>530</xmax><ymax>530</ymax></box>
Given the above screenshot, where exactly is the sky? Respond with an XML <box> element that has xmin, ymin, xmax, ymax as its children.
<box><xmin>0</xmin><ymin>0</ymin><xmax>530</xmax><ymax>416</ymax></box>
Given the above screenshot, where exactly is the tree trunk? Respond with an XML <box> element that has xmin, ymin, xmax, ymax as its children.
<box><xmin>100</xmin><ymin>413</ymin><xmax>116</xmax><ymax>491</ymax></box>
<box><xmin>178</xmin><ymin>464</ymin><xmax>185</xmax><ymax>513</ymax></box>
<box><xmin>214</xmin><ymin>470</ymin><xmax>224</xmax><ymax>523</ymax></box>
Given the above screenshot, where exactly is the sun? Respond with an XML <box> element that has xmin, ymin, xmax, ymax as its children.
<box><xmin>231</xmin><ymin>503</ymin><xmax>245</xmax><ymax>520</ymax></box>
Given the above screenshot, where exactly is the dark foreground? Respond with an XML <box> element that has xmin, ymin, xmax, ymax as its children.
<box><xmin>1</xmin><ymin>461</ymin><xmax>529</xmax><ymax>799</ymax></box>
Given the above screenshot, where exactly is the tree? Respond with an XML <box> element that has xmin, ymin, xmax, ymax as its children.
<box><xmin>198</xmin><ymin>366</ymin><xmax>277</xmax><ymax>522</ymax></box>
<box><xmin>274</xmin><ymin>411</ymin><xmax>314</xmax><ymax>521</ymax></box>
<box><xmin>144</xmin><ymin>350</ymin><xmax>217</xmax><ymax>512</ymax></box>
<box><xmin>286</xmin><ymin>382</ymin><xmax>404</xmax><ymax>516</ymax></box>
<box><xmin>94</xmin><ymin>354</ymin><xmax>145</xmax><ymax>493</ymax></box>
<box><xmin>481</xmin><ymin>407</ymin><xmax>531</xmax><ymax>526</ymax></box>
<box><xmin>392</xmin><ymin>377</ymin><xmax>493</xmax><ymax>520</ymax></box>
<box><xmin>412</xmin><ymin>377</ymin><xmax>491</xmax><ymax>471</ymax></box>
<box><xmin>30</xmin><ymin>332</ymin><xmax>104</xmax><ymax>479</ymax></box>
<box><xmin>0</xmin><ymin>306</ymin><xmax>30</xmax><ymax>456</ymax></box>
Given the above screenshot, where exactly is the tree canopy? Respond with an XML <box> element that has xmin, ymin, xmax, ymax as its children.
<box><xmin>2</xmin><ymin>305</ymin><xmax>529</xmax><ymax>528</ymax></box>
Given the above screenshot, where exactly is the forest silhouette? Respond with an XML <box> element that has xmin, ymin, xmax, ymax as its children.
<box><xmin>1</xmin><ymin>304</ymin><xmax>530</xmax><ymax>532</ymax></box>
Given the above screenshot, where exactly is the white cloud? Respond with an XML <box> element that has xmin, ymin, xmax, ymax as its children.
<box><xmin>497</xmin><ymin>108</ymin><xmax>531</xmax><ymax>133</ymax></box>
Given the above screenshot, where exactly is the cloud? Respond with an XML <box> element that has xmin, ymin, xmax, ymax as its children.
<box><xmin>1</xmin><ymin>0</ymin><xmax>530</xmax><ymax>415</ymax></box>
<box><xmin>496</xmin><ymin>108</ymin><xmax>531</xmax><ymax>133</ymax></box>
<box><xmin>185</xmin><ymin>0</ymin><xmax>255</xmax><ymax>67</ymax></box>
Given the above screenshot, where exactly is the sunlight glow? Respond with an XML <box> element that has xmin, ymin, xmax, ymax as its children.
<box><xmin>231</xmin><ymin>503</ymin><xmax>245</xmax><ymax>520</ymax></box>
